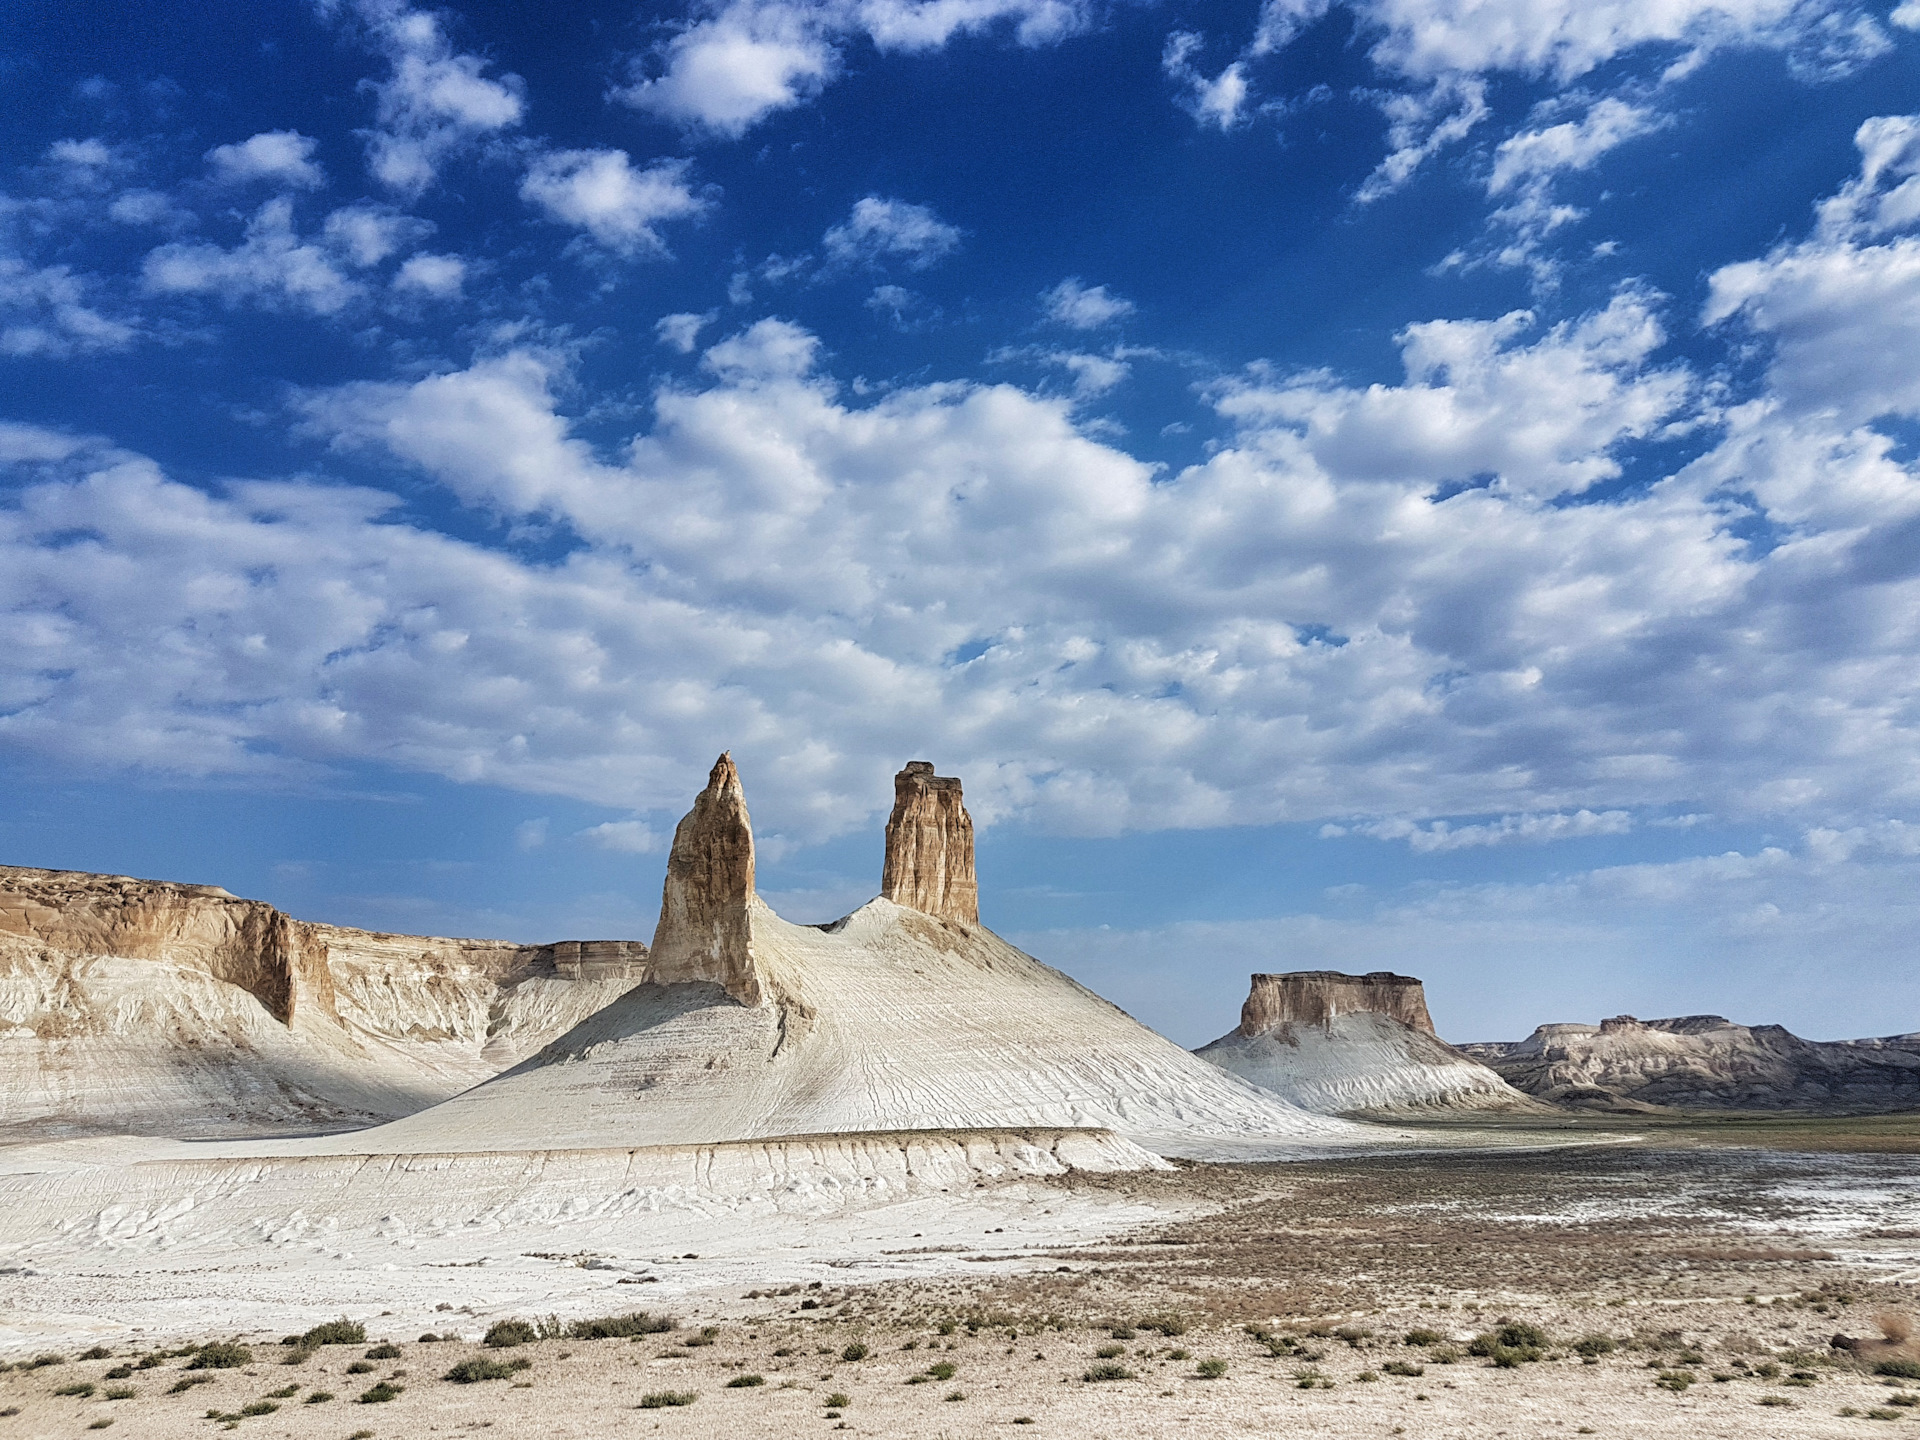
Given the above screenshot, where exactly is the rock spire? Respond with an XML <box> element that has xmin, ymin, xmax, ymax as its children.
<box><xmin>1239</xmin><ymin>971</ymin><xmax>1437</xmax><ymax>1037</ymax></box>
<box><xmin>646</xmin><ymin>752</ymin><xmax>764</xmax><ymax>1005</ymax></box>
<box><xmin>880</xmin><ymin>761</ymin><xmax>978</xmax><ymax>925</ymax></box>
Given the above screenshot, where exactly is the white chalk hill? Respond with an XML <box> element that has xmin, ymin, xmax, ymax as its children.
<box><xmin>350</xmin><ymin>757</ymin><xmax>1352</xmax><ymax>1160</ymax></box>
<box><xmin>1197</xmin><ymin>971</ymin><xmax>1536</xmax><ymax>1116</ymax></box>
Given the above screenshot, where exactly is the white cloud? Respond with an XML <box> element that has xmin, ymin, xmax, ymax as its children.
<box><xmin>0</xmin><ymin>259</ymin><xmax>137</xmax><ymax>358</ymax></box>
<box><xmin>822</xmin><ymin>195</ymin><xmax>962</xmax><ymax>269</ymax></box>
<box><xmin>519</xmin><ymin>150</ymin><xmax>708</xmax><ymax>256</ymax></box>
<box><xmin>392</xmin><ymin>252</ymin><xmax>465</xmax><ymax>297</ymax></box>
<box><xmin>320</xmin><ymin>0</ymin><xmax>525</xmax><ymax>195</ymax></box>
<box><xmin>515</xmin><ymin>816</ymin><xmax>549</xmax><ymax>850</ymax></box>
<box><xmin>1332</xmin><ymin>807</ymin><xmax>1633</xmax><ymax>850</ymax></box>
<box><xmin>575</xmin><ymin>819</ymin><xmax>664</xmax><ymax>853</ymax></box>
<box><xmin>615</xmin><ymin>0</ymin><xmax>1090</xmax><ymax>136</ymax></box>
<box><xmin>1162</xmin><ymin>32</ymin><xmax>1251</xmax><ymax>129</ymax></box>
<box><xmin>1705</xmin><ymin>114</ymin><xmax>1920</xmax><ymax>423</ymax></box>
<box><xmin>656</xmin><ymin>310</ymin><xmax>716</xmax><ymax>352</ymax></box>
<box><xmin>321</xmin><ymin>203</ymin><xmax>429</xmax><ymax>266</ymax></box>
<box><xmin>1041</xmin><ymin>277</ymin><xmax>1135</xmax><ymax>329</ymax></box>
<box><xmin>46</xmin><ymin>138</ymin><xmax>115</xmax><ymax>172</ymax></box>
<box><xmin>141</xmin><ymin>199</ymin><xmax>363</xmax><ymax>315</ymax></box>
<box><xmin>206</xmin><ymin>131</ymin><xmax>327</xmax><ymax>189</ymax></box>
<box><xmin>1488</xmin><ymin>96</ymin><xmax>1665</xmax><ymax>196</ymax></box>
<box><xmin>1355</xmin><ymin>75</ymin><xmax>1489</xmax><ymax>202</ymax></box>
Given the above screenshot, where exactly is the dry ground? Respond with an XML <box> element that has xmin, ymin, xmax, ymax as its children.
<box><xmin>6</xmin><ymin>1121</ymin><xmax>1920</xmax><ymax>1438</ymax></box>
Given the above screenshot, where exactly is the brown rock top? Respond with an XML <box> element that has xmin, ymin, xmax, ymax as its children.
<box><xmin>646</xmin><ymin>752</ymin><xmax>765</xmax><ymax>1004</ymax></box>
<box><xmin>1240</xmin><ymin>971</ymin><xmax>1437</xmax><ymax>1037</ymax></box>
<box><xmin>879</xmin><ymin>761</ymin><xmax>978</xmax><ymax>925</ymax></box>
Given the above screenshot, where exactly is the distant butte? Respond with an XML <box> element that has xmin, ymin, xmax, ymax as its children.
<box><xmin>880</xmin><ymin>760</ymin><xmax>979</xmax><ymax>925</ymax></box>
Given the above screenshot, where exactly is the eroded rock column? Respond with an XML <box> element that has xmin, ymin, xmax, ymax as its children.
<box><xmin>646</xmin><ymin>753</ymin><xmax>764</xmax><ymax>1005</ymax></box>
<box><xmin>880</xmin><ymin>761</ymin><xmax>979</xmax><ymax>925</ymax></box>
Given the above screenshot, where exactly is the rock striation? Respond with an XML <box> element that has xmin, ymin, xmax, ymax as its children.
<box><xmin>1196</xmin><ymin>969</ymin><xmax>1536</xmax><ymax>1116</ymax></box>
<box><xmin>1240</xmin><ymin>970</ymin><xmax>1437</xmax><ymax>1036</ymax></box>
<box><xmin>353</xmin><ymin>757</ymin><xmax>1353</xmax><ymax>1161</ymax></box>
<box><xmin>644</xmin><ymin>752</ymin><xmax>765</xmax><ymax>1005</ymax></box>
<box><xmin>879</xmin><ymin>761</ymin><xmax>978</xmax><ymax>925</ymax></box>
<box><xmin>1461</xmin><ymin>1015</ymin><xmax>1920</xmax><ymax>1113</ymax></box>
<box><xmin>0</xmin><ymin>864</ymin><xmax>645</xmax><ymax>1140</ymax></box>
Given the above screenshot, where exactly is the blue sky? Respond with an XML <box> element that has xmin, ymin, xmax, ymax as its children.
<box><xmin>4</xmin><ymin>0</ymin><xmax>1920</xmax><ymax>1045</ymax></box>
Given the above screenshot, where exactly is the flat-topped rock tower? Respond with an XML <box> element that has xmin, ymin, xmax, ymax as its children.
<box><xmin>1241</xmin><ymin>970</ymin><xmax>1436</xmax><ymax>1036</ymax></box>
<box><xmin>880</xmin><ymin>760</ymin><xmax>978</xmax><ymax>925</ymax></box>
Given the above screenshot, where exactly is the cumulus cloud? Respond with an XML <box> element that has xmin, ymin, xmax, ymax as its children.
<box><xmin>1162</xmin><ymin>32</ymin><xmax>1250</xmax><ymax>128</ymax></box>
<box><xmin>1041</xmin><ymin>277</ymin><xmax>1134</xmax><ymax>328</ymax></box>
<box><xmin>320</xmin><ymin>0</ymin><xmax>525</xmax><ymax>195</ymax></box>
<box><xmin>142</xmin><ymin>199</ymin><xmax>363</xmax><ymax>314</ymax></box>
<box><xmin>1705</xmin><ymin>113</ymin><xmax>1920</xmax><ymax>423</ymax></box>
<box><xmin>206</xmin><ymin>131</ymin><xmax>327</xmax><ymax>189</ymax></box>
<box><xmin>519</xmin><ymin>150</ymin><xmax>708</xmax><ymax>256</ymax></box>
<box><xmin>392</xmin><ymin>251</ymin><xmax>465</xmax><ymax>297</ymax></box>
<box><xmin>0</xmin><ymin>258</ymin><xmax>137</xmax><ymax>357</ymax></box>
<box><xmin>615</xmin><ymin>0</ymin><xmax>1089</xmax><ymax>136</ymax></box>
<box><xmin>656</xmin><ymin>310</ymin><xmax>716</xmax><ymax>352</ymax></box>
<box><xmin>822</xmin><ymin>196</ymin><xmax>962</xmax><ymax>269</ymax></box>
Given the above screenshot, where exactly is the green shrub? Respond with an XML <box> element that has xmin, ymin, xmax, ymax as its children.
<box><xmin>825</xmin><ymin>1392</ymin><xmax>851</xmax><ymax>1408</ymax></box>
<box><xmin>1196</xmin><ymin>1358</ymin><xmax>1228</xmax><ymax>1379</ymax></box>
<box><xmin>1094</xmin><ymin>1344</ymin><xmax>1125</xmax><ymax>1359</ymax></box>
<box><xmin>345</xmin><ymin>1361</ymin><xmax>375</xmax><ymax>1375</ymax></box>
<box><xmin>926</xmin><ymin>1362</ymin><xmax>956</xmax><ymax>1381</ymax></box>
<box><xmin>102</xmin><ymin>1365</ymin><xmax>133</xmax><ymax>1381</ymax></box>
<box><xmin>1109</xmin><ymin>1327</ymin><xmax>1136</xmax><ymax>1340</ymax></box>
<box><xmin>1878</xmin><ymin>1361</ymin><xmax>1920</xmax><ymax>1380</ymax></box>
<box><xmin>445</xmin><ymin>1357</ymin><xmax>532</xmax><ymax>1383</ymax></box>
<box><xmin>54</xmin><ymin>1382</ymin><xmax>96</xmax><ymax>1397</ymax></box>
<box><xmin>103</xmin><ymin>1387</ymin><xmax>135</xmax><ymax>1400</ymax></box>
<box><xmin>364</xmin><ymin>1343</ymin><xmax>402</xmax><ymax>1360</ymax></box>
<box><xmin>944</xmin><ymin>1390</ymin><xmax>966</xmax><ymax>1402</ymax></box>
<box><xmin>638</xmin><ymin>1391</ymin><xmax>697</xmax><ymax>1408</ymax></box>
<box><xmin>842</xmin><ymin>1342</ymin><xmax>869</xmax><ymax>1362</ymax></box>
<box><xmin>86</xmin><ymin>1420</ymin><xmax>112</xmax><ymax>1431</ymax></box>
<box><xmin>1139</xmin><ymin>1314</ymin><xmax>1188</xmax><ymax>1337</ymax></box>
<box><xmin>682</xmin><ymin>1327</ymin><xmax>719</xmax><ymax>1348</ymax></box>
<box><xmin>79</xmin><ymin>1347</ymin><xmax>112</xmax><ymax>1361</ymax></box>
<box><xmin>305</xmin><ymin>1391</ymin><xmax>335</xmax><ymax>1404</ymax></box>
<box><xmin>1430</xmin><ymin>1347</ymin><xmax>1462</xmax><ymax>1365</ymax></box>
<box><xmin>357</xmin><ymin>1382</ymin><xmax>404</xmax><ymax>1404</ymax></box>
<box><xmin>25</xmin><ymin>1355</ymin><xmax>64</xmax><ymax>1370</ymax></box>
<box><xmin>1083</xmin><ymin>1363</ymin><xmax>1133</xmax><ymax>1382</ymax></box>
<box><xmin>239</xmin><ymin>1400</ymin><xmax>279</xmax><ymax>1416</ymax></box>
<box><xmin>186</xmin><ymin>1343</ymin><xmax>252</xmax><ymax>1371</ymax></box>
<box><xmin>1757</xmin><ymin>1395</ymin><xmax>1794</xmax><ymax>1407</ymax></box>
<box><xmin>569</xmin><ymin>1312</ymin><xmax>675</xmax><ymax>1340</ymax></box>
<box><xmin>165</xmin><ymin>1375</ymin><xmax>213</xmax><ymax>1394</ymax></box>
<box><xmin>1494</xmin><ymin>1322</ymin><xmax>1549</xmax><ymax>1349</ymax></box>
<box><xmin>484</xmin><ymin>1320</ymin><xmax>538</xmax><ymax>1348</ymax></box>
<box><xmin>1867</xmin><ymin>1409</ymin><xmax>1903</xmax><ymax>1421</ymax></box>
<box><xmin>299</xmin><ymin>1320</ymin><xmax>366</xmax><ymax>1347</ymax></box>
<box><xmin>725</xmin><ymin>1374</ymin><xmax>765</xmax><ymax>1388</ymax></box>
<box><xmin>1573</xmin><ymin>1334</ymin><xmax>1617</xmax><ymax>1358</ymax></box>
<box><xmin>1403</xmin><ymin>1329</ymin><xmax>1443</xmax><ymax>1347</ymax></box>
<box><xmin>1656</xmin><ymin>1370</ymin><xmax>1696</xmax><ymax>1391</ymax></box>
<box><xmin>1382</xmin><ymin>1361</ymin><xmax>1425</xmax><ymax>1377</ymax></box>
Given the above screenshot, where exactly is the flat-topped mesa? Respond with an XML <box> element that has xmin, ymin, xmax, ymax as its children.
<box><xmin>646</xmin><ymin>752</ymin><xmax>765</xmax><ymax>1006</ymax></box>
<box><xmin>1240</xmin><ymin>970</ymin><xmax>1437</xmax><ymax>1038</ymax></box>
<box><xmin>880</xmin><ymin>761</ymin><xmax>979</xmax><ymax>925</ymax></box>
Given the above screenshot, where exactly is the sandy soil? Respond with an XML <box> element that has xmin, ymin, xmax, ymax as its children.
<box><xmin>5</xmin><ymin>1123</ymin><xmax>1920</xmax><ymax>1437</ymax></box>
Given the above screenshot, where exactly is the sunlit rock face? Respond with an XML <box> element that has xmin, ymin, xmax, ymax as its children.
<box><xmin>1239</xmin><ymin>970</ymin><xmax>1437</xmax><ymax>1037</ymax></box>
<box><xmin>1196</xmin><ymin>969</ymin><xmax>1535</xmax><ymax>1117</ymax></box>
<box><xmin>0</xmin><ymin>865</ymin><xmax>645</xmax><ymax>1139</ymax></box>
<box><xmin>879</xmin><ymin>761</ymin><xmax>978</xmax><ymax>925</ymax></box>
<box><xmin>645</xmin><ymin>752</ymin><xmax>764</xmax><ymax>1005</ymax></box>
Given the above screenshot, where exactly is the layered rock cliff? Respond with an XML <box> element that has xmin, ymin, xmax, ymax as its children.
<box><xmin>1240</xmin><ymin>970</ymin><xmax>1437</xmax><ymax>1036</ymax></box>
<box><xmin>1197</xmin><ymin>969</ymin><xmax>1535</xmax><ymax>1116</ymax></box>
<box><xmin>0</xmin><ymin>864</ymin><xmax>646</xmax><ymax>1139</ymax></box>
<box><xmin>644</xmin><ymin>752</ymin><xmax>766</xmax><ymax>1005</ymax></box>
<box><xmin>1461</xmin><ymin>1014</ymin><xmax>1920</xmax><ymax>1113</ymax></box>
<box><xmin>879</xmin><ymin>761</ymin><xmax>978</xmax><ymax>925</ymax></box>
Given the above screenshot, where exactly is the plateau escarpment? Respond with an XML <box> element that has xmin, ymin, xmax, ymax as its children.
<box><xmin>347</xmin><ymin>756</ymin><xmax>1350</xmax><ymax>1160</ymax></box>
<box><xmin>1196</xmin><ymin>969</ymin><xmax>1535</xmax><ymax>1116</ymax></box>
<box><xmin>0</xmin><ymin>864</ymin><xmax>644</xmax><ymax>1139</ymax></box>
<box><xmin>1462</xmin><ymin>1014</ymin><xmax>1920</xmax><ymax>1113</ymax></box>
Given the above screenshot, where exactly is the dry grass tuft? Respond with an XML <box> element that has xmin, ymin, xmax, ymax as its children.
<box><xmin>1876</xmin><ymin>1311</ymin><xmax>1914</xmax><ymax>1345</ymax></box>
